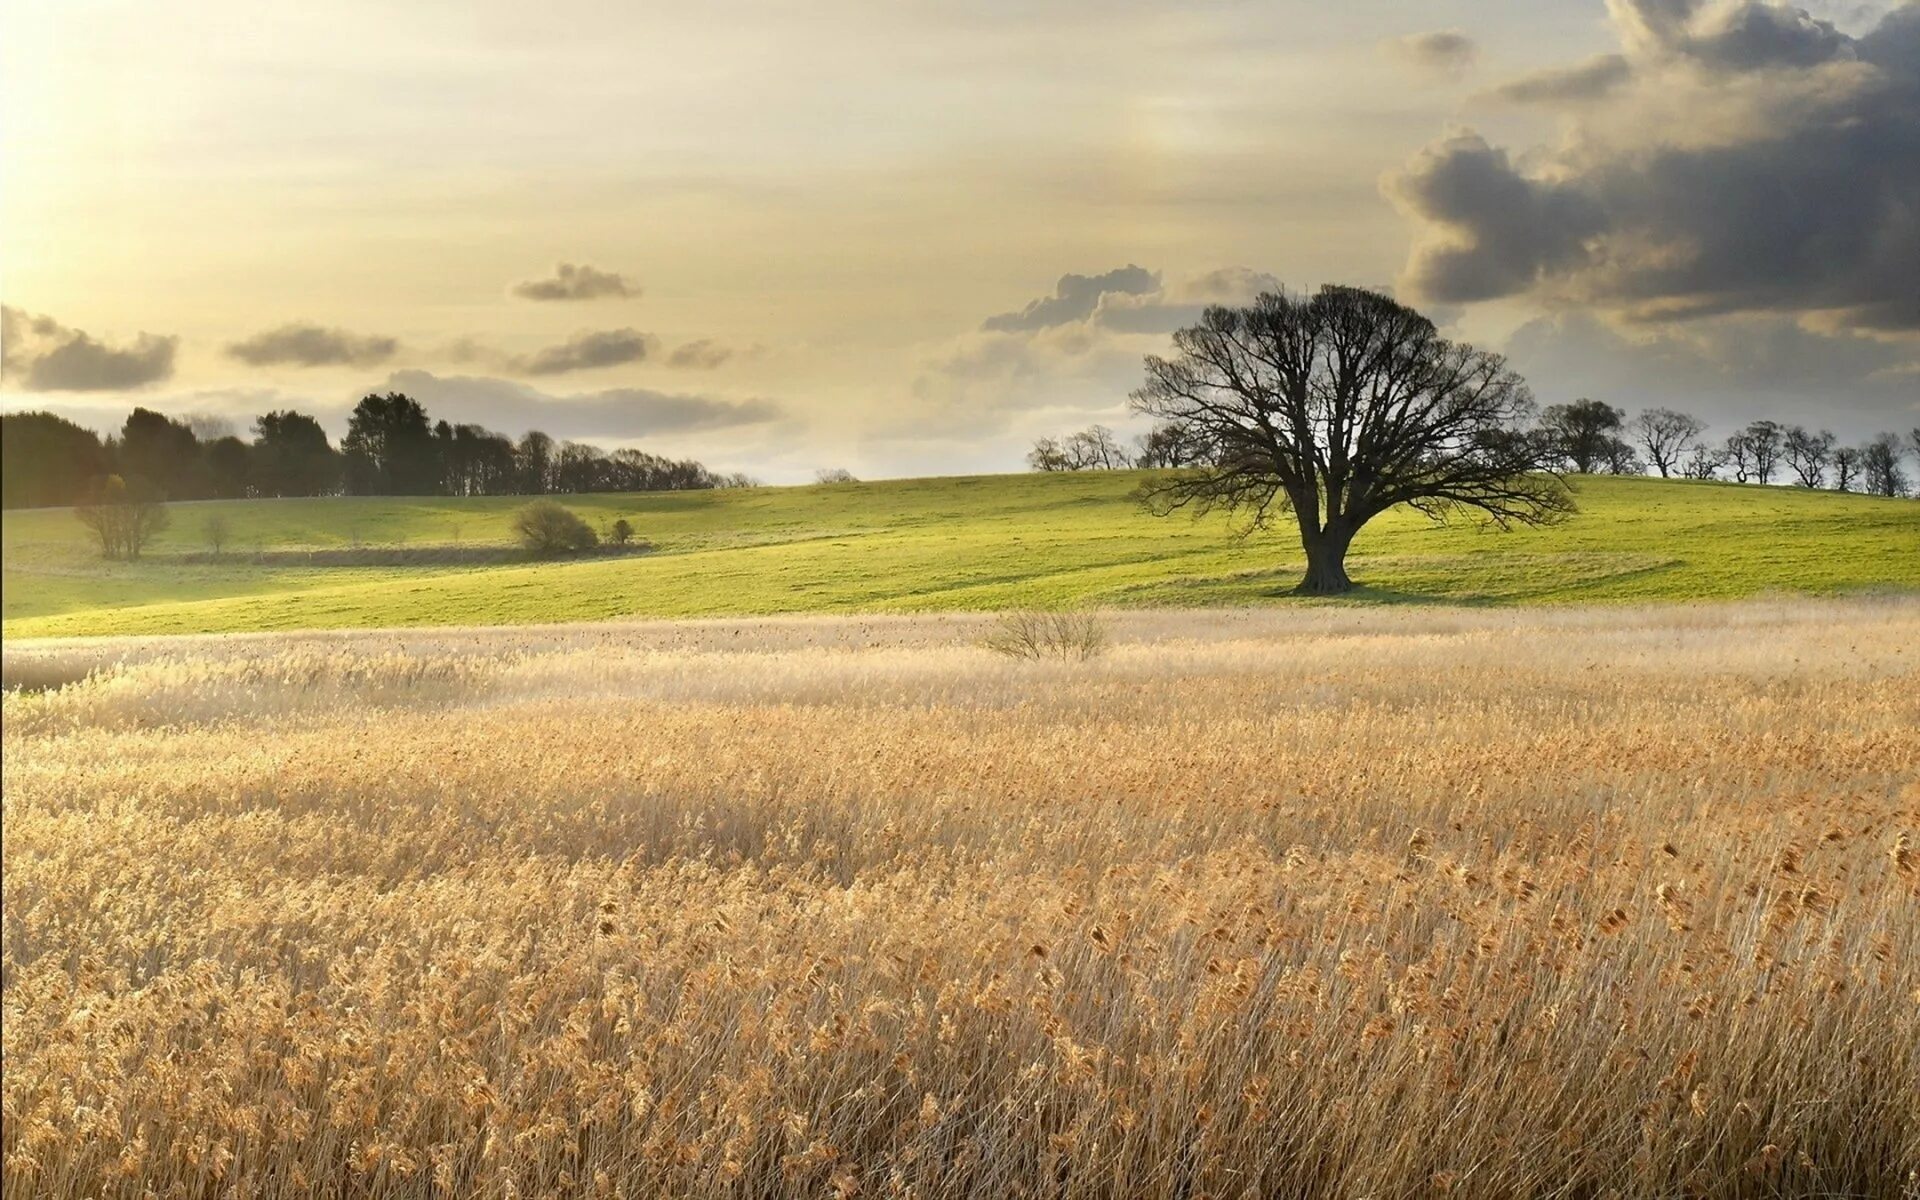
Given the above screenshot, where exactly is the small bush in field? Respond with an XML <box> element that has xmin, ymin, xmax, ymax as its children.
<box><xmin>609</xmin><ymin>518</ymin><xmax>635</xmax><ymax>546</ymax></box>
<box><xmin>513</xmin><ymin>500</ymin><xmax>598</xmax><ymax>556</ymax></box>
<box><xmin>982</xmin><ymin>609</ymin><xmax>1108</xmax><ymax>661</ymax></box>
<box><xmin>203</xmin><ymin>513</ymin><xmax>233</xmax><ymax>557</ymax></box>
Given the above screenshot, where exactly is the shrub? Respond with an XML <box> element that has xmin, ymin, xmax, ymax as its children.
<box><xmin>73</xmin><ymin>474</ymin><xmax>170</xmax><ymax>561</ymax></box>
<box><xmin>203</xmin><ymin>513</ymin><xmax>232</xmax><ymax>557</ymax></box>
<box><xmin>608</xmin><ymin>518</ymin><xmax>635</xmax><ymax>546</ymax></box>
<box><xmin>512</xmin><ymin>500</ymin><xmax>599</xmax><ymax>557</ymax></box>
<box><xmin>982</xmin><ymin>609</ymin><xmax>1108</xmax><ymax>661</ymax></box>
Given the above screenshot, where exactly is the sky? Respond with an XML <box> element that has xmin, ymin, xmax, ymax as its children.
<box><xmin>3</xmin><ymin>0</ymin><xmax>1916</xmax><ymax>482</ymax></box>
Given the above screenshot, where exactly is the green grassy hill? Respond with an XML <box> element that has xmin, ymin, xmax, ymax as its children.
<box><xmin>4</xmin><ymin>472</ymin><xmax>1916</xmax><ymax>637</ymax></box>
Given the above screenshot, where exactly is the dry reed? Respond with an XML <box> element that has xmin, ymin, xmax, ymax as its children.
<box><xmin>4</xmin><ymin>599</ymin><xmax>1917</xmax><ymax>1198</ymax></box>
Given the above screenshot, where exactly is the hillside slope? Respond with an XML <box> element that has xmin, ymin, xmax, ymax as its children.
<box><xmin>3</xmin><ymin>472</ymin><xmax>1916</xmax><ymax>637</ymax></box>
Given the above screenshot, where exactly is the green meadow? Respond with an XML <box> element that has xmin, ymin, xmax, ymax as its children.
<box><xmin>3</xmin><ymin>471</ymin><xmax>1916</xmax><ymax>638</ymax></box>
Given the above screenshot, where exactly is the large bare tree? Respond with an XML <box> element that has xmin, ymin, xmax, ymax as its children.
<box><xmin>1132</xmin><ymin>285</ymin><xmax>1570</xmax><ymax>594</ymax></box>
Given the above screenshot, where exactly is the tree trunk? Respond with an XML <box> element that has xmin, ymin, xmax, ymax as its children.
<box><xmin>1295</xmin><ymin>524</ymin><xmax>1355</xmax><ymax>595</ymax></box>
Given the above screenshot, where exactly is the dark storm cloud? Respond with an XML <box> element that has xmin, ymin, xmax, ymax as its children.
<box><xmin>982</xmin><ymin>265</ymin><xmax>1160</xmax><ymax>332</ymax></box>
<box><xmin>1387</xmin><ymin>134</ymin><xmax>1607</xmax><ymax>302</ymax></box>
<box><xmin>1391</xmin><ymin>2</ymin><xmax>1920</xmax><ymax>331</ymax></box>
<box><xmin>379</xmin><ymin>369</ymin><xmax>780</xmax><ymax>438</ymax></box>
<box><xmin>1491</xmin><ymin>53</ymin><xmax>1632</xmax><ymax>103</ymax></box>
<box><xmin>0</xmin><ymin>306</ymin><xmax>177</xmax><ymax>391</ymax></box>
<box><xmin>517</xmin><ymin>328</ymin><xmax>654</xmax><ymax>375</ymax></box>
<box><xmin>227</xmin><ymin>323</ymin><xmax>398</xmax><ymax>367</ymax></box>
<box><xmin>667</xmin><ymin>339</ymin><xmax>734</xmax><ymax>369</ymax></box>
<box><xmin>1388</xmin><ymin>30</ymin><xmax>1480</xmax><ymax>77</ymax></box>
<box><xmin>510</xmin><ymin>262</ymin><xmax>638</xmax><ymax>301</ymax></box>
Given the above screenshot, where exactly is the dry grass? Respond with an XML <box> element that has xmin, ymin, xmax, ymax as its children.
<box><xmin>4</xmin><ymin>599</ymin><xmax>1917</xmax><ymax>1199</ymax></box>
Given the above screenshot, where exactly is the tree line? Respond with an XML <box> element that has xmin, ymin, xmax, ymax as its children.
<box><xmin>1</xmin><ymin>392</ymin><xmax>753</xmax><ymax>509</ymax></box>
<box><xmin>1034</xmin><ymin>403</ymin><xmax>1918</xmax><ymax>498</ymax></box>
<box><xmin>1530</xmin><ymin>400</ymin><xmax>1913</xmax><ymax>496</ymax></box>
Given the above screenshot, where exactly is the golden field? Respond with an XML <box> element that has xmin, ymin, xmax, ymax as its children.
<box><xmin>3</xmin><ymin>600</ymin><xmax>1918</xmax><ymax>1199</ymax></box>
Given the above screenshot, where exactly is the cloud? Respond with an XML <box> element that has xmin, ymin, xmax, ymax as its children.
<box><xmin>906</xmin><ymin>326</ymin><xmax>1140</xmax><ymax>436</ymax></box>
<box><xmin>1386</xmin><ymin>133</ymin><xmax>1608</xmax><ymax>303</ymax></box>
<box><xmin>227</xmin><ymin>322</ymin><xmax>398</xmax><ymax>367</ymax></box>
<box><xmin>668</xmin><ymin>339</ymin><xmax>734</xmax><ymax>369</ymax></box>
<box><xmin>1</xmin><ymin>387</ymin><xmax>319</xmax><ymax>439</ymax></box>
<box><xmin>377</xmin><ymin>369</ymin><xmax>781</xmax><ymax>438</ymax></box>
<box><xmin>0</xmin><ymin>306</ymin><xmax>177</xmax><ymax>391</ymax></box>
<box><xmin>510</xmin><ymin>262</ymin><xmax>638</xmax><ymax>301</ymax></box>
<box><xmin>517</xmin><ymin>328</ymin><xmax>654</xmax><ymax>375</ymax></box>
<box><xmin>1179</xmin><ymin>267</ymin><xmax>1284</xmax><ymax>301</ymax></box>
<box><xmin>976</xmin><ymin>264</ymin><xmax>1280</xmax><ymax>340</ymax></box>
<box><xmin>982</xmin><ymin>265</ymin><xmax>1160</xmax><ymax>332</ymax></box>
<box><xmin>1490</xmin><ymin>53</ymin><xmax>1632</xmax><ymax>103</ymax></box>
<box><xmin>1617</xmin><ymin>0</ymin><xmax>1853</xmax><ymax>69</ymax></box>
<box><xmin>909</xmin><ymin>264</ymin><xmax>1284</xmax><ymax>433</ymax></box>
<box><xmin>1093</xmin><ymin>266</ymin><xmax>1283</xmax><ymax>333</ymax></box>
<box><xmin>1387</xmin><ymin>30</ymin><xmax>1480</xmax><ymax>79</ymax></box>
<box><xmin>1390</xmin><ymin>2</ymin><xmax>1920</xmax><ymax>333</ymax></box>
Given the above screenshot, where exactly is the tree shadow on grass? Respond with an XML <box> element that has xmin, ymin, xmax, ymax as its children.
<box><xmin>168</xmin><ymin>543</ymin><xmax>656</xmax><ymax>568</ymax></box>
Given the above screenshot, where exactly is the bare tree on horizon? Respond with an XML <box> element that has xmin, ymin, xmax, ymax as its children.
<box><xmin>1633</xmin><ymin>408</ymin><xmax>1704</xmax><ymax>479</ymax></box>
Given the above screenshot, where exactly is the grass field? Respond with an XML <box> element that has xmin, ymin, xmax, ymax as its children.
<box><xmin>4</xmin><ymin>472</ymin><xmax>1918</xmax><ymax>638</ymax></box>
<box><xmin>4</xmin><ymin>600</ymin><xmax>1915</xmax><ymax>1197</ymax></box>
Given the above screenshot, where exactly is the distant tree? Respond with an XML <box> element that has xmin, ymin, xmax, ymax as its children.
<box><xmin>516</xmin><ymin>430</ymin><xmax>556</xmax><ymax>494</ymax></box>
<box><xmin>202</xmin><ymin>512</ymin><xmax>233</xmax><ymax>556</ymax></box>
<box><xmin>1831</xmin><ymin>444</ymin><xmax>1862</xmax><ymax>492</ymax></box>
<box><xmin>512</xmin><ymin>499</ymin><xmax>599</xmax><ymax>556</ymax></box>
<box><xmin>0</xmin><ymin>411</ymin><xmax>109</xmax><ymax>508</ymax></box>
<box><xmin>551</xmin><ymin>441</ymin><xmax>606</xmax><ymax>493</ymax></box>
<box><xmin>1722</xmin><ymin>431</ymin><xmax>1757</xmax><ymax>483</ymax></box>
<box><xmin>1631</xmin><ymin>408</ymin><xmax>1704</xmax><ymax>478</ymax></box>
<box><xmin>1027</xmin><ymin>437</ymin><xmax>1070</xmax><ymax>472</ymax></box>
<box><xmin>1600</xmin><ymin>438</ymin><xmax>1642</xmax><ymax>476</ymax></box>
<box><xmin>1910</xmin><ymin>428</ymin><xmax>1920</xmax><ymax>469</ymax></box>
<box><xmin>1782</xmin><ymin>426</ymin><xmax>1835</xmax><ymax>488</ymax></box>
<box><xmin>204</xmin><ymin>435</ymin><xmax>252</xmax><ymax>499</ymax></box>
<box><xmin>815</xmin><ymin>468</ymin><xmax>858</xmax><ymax>484</ymax></box>
<box><xmin>184</xmin><ymin>414</ymin><xmax>235</xmax><ymax>441</ymax></box>
<box><xmin>1132</xmin><ymin>285</ymin><xmax>1568</xmax><ymax>594</ymax></box>
<box><xmin>1742</xmin><ymin>420</ymin><xmax>1785</xmax><ymax>484</ymax></box>
<box><xmin>438</xmin><ymin>423</ymin><xmax>517</xmax><ymax>496</ymax></box>
<box><xmin>1541</xmin><ymin>399</ymin><xmax>1626</xmax><ymax>473</ymax></box>
<box><xmin>608</xmin><ymin>517</ymin><xmax>635</xmax><ymax>546</ymax></box>
<box><xmin>1063</xmin><ymin>425</ymin><xmax>1129</xmax><ymax>470</ymax></box>
<box><xmin>74</xmin><ymin>474</ymin><xmax>170</xmax><ymax>560</ymax></box>
<box><xmin>1680</xmin><ymin>444</ymin><xmax>1726</xmax><ymax>481</ymax></box>
<box><xmin>342</xmin><ymin>393</ymin><xmax>437</xmax><ymax>495</ymax></box>
<box><xmin>119</xmin><ymin>407</ymin><xmax>206</xmax><ymax>499</ymax></box>
<box><xmin>1134</xmin><ymin>421</ymin><xmax>1208</xmax><ymax>468</ymax></box>
<box><xmin>251</xmin><ymin>410</ymin><xmax>342</xmax><ymax>497</ymax></box>
<box><xmin>1862</xmin><ymin>433</ymin><xmax>1910</xmax><ymax>498</ymax></box>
